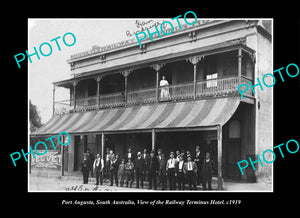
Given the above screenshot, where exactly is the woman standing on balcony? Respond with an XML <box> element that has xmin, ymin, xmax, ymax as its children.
<box><xmin>160</xmin><ymin>76</ymin><xmax>170</xmax><ymax>100</ymax></box>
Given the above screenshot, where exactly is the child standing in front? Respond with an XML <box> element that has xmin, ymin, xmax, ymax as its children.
<box><xmin>125</xmin><ymin>158</ymin><xmax>134</xmax><ymax>188</ymax></box>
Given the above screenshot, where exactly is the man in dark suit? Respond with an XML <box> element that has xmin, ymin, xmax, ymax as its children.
<box><xmin>180</xmin><ymin>149</ymin><xmax>186</xmax><ymax>162</ymax></box>
<box><xmin>175</xmin><ymin>155</ymin><xmax>185</xmax><ymax>190</ymax></box>
<box><xmin>125</xmin><ymin>147</ymin><xmax>135</xmax><ymax>162</ymax></box>
<box><xmin>156</xmin><ymin>148</ymin><xmax>162</xmax><ymax>186</ymax></box>
<box><xmin>148</xmin><ymin>150</ymin><xmax>159</xmax><ymax>190</ymax></box>
<box><xmin>104</xmin><ymin>148</ymin><xmax>112</xmax><ymax>181</ymax></box>
<box><xmin>158</xmin><ymin>153</ymin><xmax>167</xmax><ymax>190</ymax></box>
<box><xmin>134</xmin><ymin>152</ymin><xmax>145</xmax><ymax>188</ymax></box>
<box><xmin>108</xmin><ymin>154</ymin><xmax>115</xmax><ymax>186</ymax></box>
<box><xmin>194</xmin><ymin>145</ymin><xmax>204</xmax><ymax>186</ymax></box>
<box><xmin>142</xmin><ymin>148</ymin><xmax>150</xmax><ymax>182</ymax></box>
<box><xmin>201</xmin><ymin>152</ymin><xmax>215</xmax><ymax>190</ymax></box>
<box><xmin>80</xmin><ymin>153</ymin><xmax>90</xmax><ymax>184</ymax></box>
<box><xmin>86</xmin><ymin>148</ymin><xmax>94</xmax><ymax>177</ymax></box>
<box><xmin>113</xmin><ymin>154</ymin><xmax>121</xmax><ymax>186</ymax></box>
<box><xmin>183</xmin><ymin>155</ymin><xmax>198</xmax><ymax>190</ymax></box>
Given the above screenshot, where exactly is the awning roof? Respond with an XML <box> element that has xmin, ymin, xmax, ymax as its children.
<box><xmin>32</xmin><ymin>97</ymin><xmax>240</xmax><ymax>136</ymax></box>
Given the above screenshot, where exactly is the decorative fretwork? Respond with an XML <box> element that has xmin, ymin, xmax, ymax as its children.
<box><xmin>151</xmin><ymin>63</ymin><xmax>165</xmax><ymax>72</ymax></box>
<box><xmin>186</xmin><ymin>55</ymin><xmax>204</xmax><ymax>65</ymax></box>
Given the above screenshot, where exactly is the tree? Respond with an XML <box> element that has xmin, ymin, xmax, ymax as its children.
<box><xmin>30</xmin><ymin>100</ymin><xmax>42</xmax><ymax>133</ymax></box>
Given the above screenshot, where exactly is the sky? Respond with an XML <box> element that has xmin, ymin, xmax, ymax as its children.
<box><xmin>28</xmin><ymin>18</ymin><xmax>200</xmax><ymax>124</ymax></box>
<box><xmin>29</xmin><ymin>19</ymin><xmax>159</xmax><ymax>124</ymax></box>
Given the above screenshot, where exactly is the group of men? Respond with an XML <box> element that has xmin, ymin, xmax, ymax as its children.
<box><xmin>80</xmin><ymin>146</ymin><xmax>215</xmax><ymax>191</ymax></box>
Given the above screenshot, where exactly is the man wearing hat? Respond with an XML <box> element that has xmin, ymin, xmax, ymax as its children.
<box><xmin>194</xmin><ymin>145</ymin><xmax>204</xmax><ymax>186</ymax></box>
<box><xmin>113</xmin><ymin>153</ymin><xmax>121</xmax><ymax>186</ymax></box>
<box><xmin>158</xmin><ymin>153</ymin><xmax>167</xmax><ymax>190</ymax></box>
<box><xmin>93</xmin><ymin>153</ymin><xmax>104</xmax><ymax>186</ymax></box>
<box><xmin>175</xmin><ymin>154</ymin><xmax>185</xmax><ymax>190</ymax></box>
<box><xmin>183</xmin><ymin>154</ymin><xmax>198</xmax><ymax>190</ymax></box>
<box><xmin>156</xmin><ymin>148</ymin><xmax>162</xmax><ymax>187</ymax></box>
<box><xmin>201</xmin><ymin>152</ymin><xmax>215</xmax><ymax>190</ymax></box>
<box><xmin>142</xmin><ymin>148</ymin><xmax>150</xmax><ymax>182</ymax></box>
<box><xmin>166</xmin><ymin>152</ymin><xmax>177</xmax><ymax>190</ymax></box>
<box><xmin>80</xmin><ymin>153</ymin><xmax>90</xmax><ymax>184</ymax></box>
<box><xmin>148</xmin><ymin>150</ymin><xmax>159</xmax><ymax>190</ymax></box>
<box><xmin>175</xmin><ymin>150</ymin><xmax>181</xmax><ymax>162</ymax></box>
<box><xmin>134</xmin><ymin>152</ymin><xmax>146</xmax><ymax>188</ymax></box>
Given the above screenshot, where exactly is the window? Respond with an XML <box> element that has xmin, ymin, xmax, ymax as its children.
<box><xmin>206</xmin><ymin>73</ymin><xmax>218</xmax><ymax>87</ymax></box>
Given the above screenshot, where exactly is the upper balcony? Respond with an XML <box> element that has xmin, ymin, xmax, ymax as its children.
<box><xmin>53</xmin><ymin>47</ymin><xmax>255</xmax><ymax>115</ymax></box>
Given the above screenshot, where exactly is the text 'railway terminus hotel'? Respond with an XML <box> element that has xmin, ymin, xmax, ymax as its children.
<box><xmin>31</xmin><ymin>19</ymin><xmax>272</xmax><ymax>190</ymax></box>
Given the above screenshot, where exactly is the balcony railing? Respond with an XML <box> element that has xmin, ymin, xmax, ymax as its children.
<box><xmin>159</xmin><ymin>81</ymin><xmax>194</xmax><ymax>101</ymax></box>
<box><xmin>127</xmin><ymin>87</ymin><xmax>156</xmax><ymax>105</ymax></box>
<box><xmin>196</xmin><ymin>76</ymin><xmax>240</xmax><ymax>97</ymax></box>
<box><xmin>99</xmin><ymin>92</ymin><xmax>125</xmax><ymax>108</ymax></box>
<box><xmin>53</xmin><ymin>76</ymin><xmax>253</xmax><ymax>115</ymax></box>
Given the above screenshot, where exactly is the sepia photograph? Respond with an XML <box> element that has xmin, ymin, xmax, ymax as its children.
<box><xmin>28</xmin><ymin>18</ymin><xmax>273</xmax><ymax>192</ymax></box>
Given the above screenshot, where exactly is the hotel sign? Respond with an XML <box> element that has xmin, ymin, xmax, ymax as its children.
<box><xmin>70</xmin><ymin>19</ymin><xmax>215</xmax><ymax>60</ymax></box>
<box><xmin>31</xmin><ymin>150</ymin><xmax>62</xmax><ymax>169</ymax></box>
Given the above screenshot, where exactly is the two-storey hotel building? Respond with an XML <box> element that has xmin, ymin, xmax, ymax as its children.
<box><xmin>32</xmin><ymin>19</ymin><xmax>273</xmax><ymax>190</ymax></box>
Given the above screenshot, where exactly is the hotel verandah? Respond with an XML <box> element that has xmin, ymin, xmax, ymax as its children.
<box><xmin>31</xmin><ymin>19</ymin><xmax>273</xmax><ymax>190</ymax></box>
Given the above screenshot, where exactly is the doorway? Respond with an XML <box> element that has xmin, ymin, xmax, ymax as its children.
<box><xmin>225</xmin><ymin>139</ymin><xmax>241</xmax><ymax>180</ymax></box>
<box><xmin>74</xmin><ymin>135</ymin><xmax>81</xmax><ymax>171</ymax></box>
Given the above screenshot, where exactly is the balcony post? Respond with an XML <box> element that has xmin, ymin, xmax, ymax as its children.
<box><xmin>52</xmin><ymin>84</ymin><xmax>56</xmax><ymax>116</ymax></box>
<box><xmin>101</xmin><ymin>132</ymin><xmax>105</xmax><ymax>160</ymax></box>
<box><xmin>238</xmin><ymin>49</ymin><xmax>243</xmax><ymax>84</ymax></box>
<box><xmin>151</xmin><ymin>64</ymin><xmax>165</xmax><ymax>103</ymax></box>
<box><xmin>121</xmin><ymin>70</ymin><xmax>132</xmax><ymax>106</ymax></box>
<box><xmin>124</xmin><ymin>75</ymin><xmax>128</xmax><ymax>106</ymax></box>
<box><xmin>186</xmin><ymin>56</ymin><xmax>204</xmax><ymax>99</ymax></box>
<box><xmin>96</xmin><ymin>75</ymin><xmax>102</xmax><ymax>108</ymax></box>
<box><xmin>72</xmin><ymin>80</ymin><xmax>77</xmax><ymax>110</ymax></box>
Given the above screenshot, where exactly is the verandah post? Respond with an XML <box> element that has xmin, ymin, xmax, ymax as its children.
<box><xmin>217</xmin><ymin>125</ymin><xmax>223</xmax><ymax>190</ymax></box>
<box><xmin>52</xmin><ymin>84</ymin><xmax>56</xmax><ymax>116</ymax></box>
<box><xmin>186</xmin><ymin>55</ymin><xmax>204</xmax><ymax>99</ymax></box>
<box><xmin>61</xmin><ymin>134</ymin><xmax>64</xmax><ymax>176</ymax></box>
<box><xmin>152</xmin><ymin>129</ymin><xmax>156</xmax><ymax>151</ymax></box>
<box><xmin>101</xmin><ymin>132</ymin><xmax>105</xmax><ymax>160</ymax></box>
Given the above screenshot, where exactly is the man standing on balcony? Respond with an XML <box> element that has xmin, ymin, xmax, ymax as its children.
<box><xmin>160</xmin><ymin>76</ymin><xmax>170</xmax><ymax>100</ymax></box>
